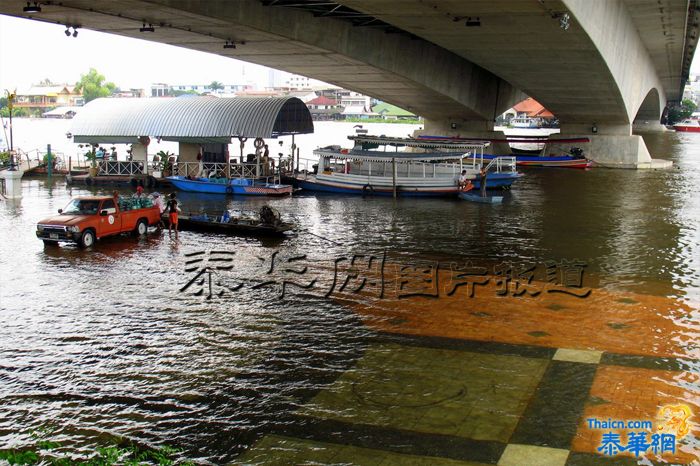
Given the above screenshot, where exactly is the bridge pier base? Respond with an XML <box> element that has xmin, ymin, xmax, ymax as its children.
<box><xmin>415</xmin><ymin>119</ymin><xmax>512</xmax><ymax>155</ymax></box>
<box><xmin>551</xmin><ymin>124</ymin><xmax>671</xmax><ymax>169</ymax></box>
<box><xmin>633</xmin><ymin>121</ymin><xmax>669</xmax><ymax>133</ymax></box>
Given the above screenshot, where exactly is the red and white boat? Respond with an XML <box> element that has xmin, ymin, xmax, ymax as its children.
<box><xmin>673</xmin><ymin>119</ymin><xmax>700</xmax><ymax>132</ymax></box>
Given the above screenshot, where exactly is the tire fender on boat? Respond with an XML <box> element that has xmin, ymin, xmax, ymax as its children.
<box><xmin>362</xmin><ymin>184</ymin><xmax>374</xmax><ymax>196</ymax></box>
<box><xmin>226</xmin><ymin>185</ymin><xmax>233</xmax><ymax>194</ymax></box>
<box><xmin>84</xmin><ymin>176</ymin><xmax>93</xmax><ymax>186</ymax></box>
<box><xmin>254</xmin><ymin>138</ymin><xmax>265</xmax><ymax>149</ymax></box>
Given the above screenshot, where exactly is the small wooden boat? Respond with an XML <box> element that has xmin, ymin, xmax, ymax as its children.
<box><xmin>458</xmin><ymin>191</ymin><xmax>504</xmax><ymax>204</ymax></box>
<box><xmin>164</xmin><ymin>206</ymin><xmax>293</xmax><ymax>236</ymax></box>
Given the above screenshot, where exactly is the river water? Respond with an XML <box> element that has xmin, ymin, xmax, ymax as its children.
<box><xmin>0</xmin><ymin>121</ymin><xmax>698</xmax><ymax>464</ymax></box>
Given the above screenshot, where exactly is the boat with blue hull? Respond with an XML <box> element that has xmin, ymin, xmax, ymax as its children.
<box><xmin>289</xmin><ymin>135</ymin><xmax>520</xmax><ymax>197</ymax></box>
<box><xmin>417</xmin><ymin>135</ymin><xmax>592</xmax><ymax>168</ymax></box>
<box><xmin>167</xmin><ymin>176</ymin><xmax>292</xmax><ymax>196</ymax></box>
<box><xmin>459</xmin><ymin>191</ymin><xmax>504</xmax><ymax>204</ymax></box>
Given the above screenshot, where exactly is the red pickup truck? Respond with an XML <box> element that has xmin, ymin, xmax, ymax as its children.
<box><xmin>36</xmin><ymin>196</ymin><xmax>161</xmax><ymax>247</ymax></box>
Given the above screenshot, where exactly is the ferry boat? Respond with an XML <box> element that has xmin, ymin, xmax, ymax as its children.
<box><xmin>673</xmin><ymin>119</ymin><xmax>700</xmax><ymax>132</ymax></box>
<box><xmin>417</xmin><ymin>135</ymin><xmax>592</xmax><ymax>168</ymax></box>
<box><xmin>289</xmin><ymin>135</ymin><xmax>520</xmax><ymax>197</ymax></box>
<box><xmin>167</xmin><ymin>176</ymin><xmax>292</xmax><ymax>196</ymax></box>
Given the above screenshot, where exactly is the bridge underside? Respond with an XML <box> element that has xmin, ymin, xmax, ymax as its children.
<box><xmin>0</xmin><ymin>0</ymin><xmax>694</xmax><ymax>167</ymax></box>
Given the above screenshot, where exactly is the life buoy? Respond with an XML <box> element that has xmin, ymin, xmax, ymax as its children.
<box><xmin>253</xmin><ymin>138</ymin><xmax>265</xmax><ymax>149</ymax></box>
<box><xmin>362</xmin><ymin>184</ymin><xmax>374</xmax><ymax>196</ymax></box>
<box><xmin>226</xmin><ymin>185</ymin><xmax>233</xmax><ymax>194</ymax></box>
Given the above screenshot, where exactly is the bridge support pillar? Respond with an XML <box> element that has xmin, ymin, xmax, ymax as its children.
<box><xmin>551</xmin><ymin>124</ymin><xmax>671</xmax><ymax>169</ymax></box>
<box><xmin>415</xmin><ymin>119</ymin><xmax>512</xmax><ymax>155</ymax></box>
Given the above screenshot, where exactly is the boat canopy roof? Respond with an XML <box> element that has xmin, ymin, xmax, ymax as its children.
<box><xmin>314</xmin><ymin>147</ymin><xmax>475</xmax><ymax>162</ymax></box>
<box><xmin>348</xmin><ymin>135</ymin><xmax>489</xmax><ymax>150</ymax></box>
<box><xmin>70</xmin><ymin>96</ymin><xmax>314</xmax><ymax>144</ymax></box>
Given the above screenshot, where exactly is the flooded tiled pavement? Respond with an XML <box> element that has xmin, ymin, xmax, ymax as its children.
<box><xmin>1</xmin><ymin>131</ymin><xmax>699</xmax><ymax>464</ymax></box>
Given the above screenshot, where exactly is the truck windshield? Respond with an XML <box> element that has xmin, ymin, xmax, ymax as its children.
<box><xmin>62</xmin><ymin>199</ymin><xmax>101</xmax><ymax>215</ymax></box>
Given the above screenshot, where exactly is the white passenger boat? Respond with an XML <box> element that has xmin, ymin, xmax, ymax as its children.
<box><xmin>290</xmin><ymin>135</ymin><xmax>520</xmax><ymax>197</ymax></box>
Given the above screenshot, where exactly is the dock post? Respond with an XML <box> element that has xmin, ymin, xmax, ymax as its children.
<box><xmin>47</xmin><ymin>144</ymin><xmax>52</xmax><ymax>178</ymax></box>
<box><xmin>68</xmin><ymin>156</ymin><xmax>72</xmax><ymax>173</ymax></box>
<box><xmin>392</xmin><ymin>157</ymin><xmax>397</xmax><ymax>199</ymax></box>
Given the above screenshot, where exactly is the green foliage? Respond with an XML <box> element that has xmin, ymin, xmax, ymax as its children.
<box><xmin>0</xmin><ymin>106</ymin><xmax>30</xmax><ymax>118</ymax></box>
<box><xmin>0</xmin><ymin>449</ymin><xmax>39</xmax><ymax>464</ymax></box>
<box><xmin>0</xmin><ymin>427</ymin><xmax>190</xmax><ymax>465</ymax></box>
<box><xmin>84</xmin><ymin>148</ymin><xmax>97</xmax><ymax>168</ymax></box>
<box><xmin>0</xmin><ymin>151</ymin><xmax>10</xmax><ymax>165</ymax></box>
<box><xmin>666</xmin><ymin>98</ymin><xmax>698</xmax><ymax>125</ymax></box>
<box><xmin>344</xmin><ymin>116</ymin><xmax>422</xmax><ymax>124</ymax></box>
<box><xmin>156</xmin><ymin>150</ymin><xmax>174</xmax><ymax>171</ymax></box>
<box><xmin>75</xmin><ymin>68</ymin><xmax>117</xmax><ymax>103</ymax></box>
<box><xmin>208</xmin><ymin>81</ymin><xmax>224</xmax><ymax>91</ymax></box>
<box><xmin>170</xmin><ymin>89</ymin><xmax>199</xmax><ymax>97</ymax></box>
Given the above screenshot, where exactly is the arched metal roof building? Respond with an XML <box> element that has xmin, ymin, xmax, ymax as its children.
<box><xmin>69</xmin><ymin>96</ymin><xmax>314</xmax><ymax>144</ymax></box>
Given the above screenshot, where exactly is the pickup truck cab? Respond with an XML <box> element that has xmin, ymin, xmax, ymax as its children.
<box><xmin>36</xmin><ymin>196</ymin><xmax>161</xmax><ymax>247</ymax></box>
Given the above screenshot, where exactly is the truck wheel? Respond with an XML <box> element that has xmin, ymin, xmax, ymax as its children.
<box><xmin>134</xmin><ymin>219</ymin><xmax>148</xmax><ymax>236</ymax></box>
<box><xmin>79</xmin><ymin>229</ymin><xmax>95</xmax><ymax>248</ymax></box>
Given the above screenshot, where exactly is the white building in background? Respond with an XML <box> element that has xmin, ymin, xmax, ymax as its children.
<box><xmin>150</xmin><ymin>83</ymin><xmax>250</xmax><ymax>97</ymax></box>
<box><xmin>683</xmin><ymin>74</ymin><xmax>700</xmax><ymax>105</ymax></box>
<box><xmin>340</xmin><ymin>91</ymin><xmax>372</xmax><ymax>111</ymax></box>
<box><xmin>151</xmin><ymin>83</ymin><xmax>169</xmax><ymax>97</ymax></box>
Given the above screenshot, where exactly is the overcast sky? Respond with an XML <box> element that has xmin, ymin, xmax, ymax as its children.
<box><xmin>1</xmin><ymin>13</ymin><xmax>699</xmax><ymax>93</ymax></box>
<box><xmin>0</xmin><ymin>15</ymin><xmax>277</xmax><ymax>91</ymax></box>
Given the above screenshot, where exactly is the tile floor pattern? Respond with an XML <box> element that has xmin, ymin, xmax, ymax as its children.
<box><xmin>233</xmin><ymin>275</ymin><xmax>699</xmax><ymax>465</ymax></box>
<box><xmin>233</xmin><ymin>339</ymin><xmax>699</xmax><ymax>465</ymax></box>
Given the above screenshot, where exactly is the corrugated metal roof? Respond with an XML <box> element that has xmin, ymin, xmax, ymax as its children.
<box><xmin>70</xmin><ymin>97</ymin><xmax>314</xmax><ymax>143</ymax></box>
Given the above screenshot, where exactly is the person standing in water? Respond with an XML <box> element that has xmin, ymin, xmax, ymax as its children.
<box><xmin>167</xmin><ymin>193</ymin><xmax>180</xmax><ymax>238</ymax></box>
<box><xmin>480</xmin><ymin>168</ymin><xmax>487</xmax><ymax>197</ymax></box>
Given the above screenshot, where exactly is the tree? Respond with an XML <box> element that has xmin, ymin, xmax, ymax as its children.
<box><xmin>171</xmin><ymin>89</ymin><xmax>200</xmax><ymax>97</ymax></box>
<box><xmin>75</xmin><ymin>68</ymin><xmax>117</xmax><ymax>103</ymax></box>
<box><xmin>666</xmin><ymin>98</ymin><xmax>697</xmax><ymax>125</ymax></box>
<box><xmin>208</xmin><ymin>81</ymin><xmax>224</xmax><ymax>92</ymax></box>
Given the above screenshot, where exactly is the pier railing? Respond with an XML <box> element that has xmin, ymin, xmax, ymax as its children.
<box><xmin>173</xmin><ymin>162</ymin><xmax>262</xmax><ymax>179</ymax></box>
<box><xmin>293</xmin><ymin>156</ymin><xmax>517</xmax><ymax>179</ymax></box>
<box><xmin>98</xmin><ymin>161</ymin><xmax>145</xmax><ymax>176</ymax></box>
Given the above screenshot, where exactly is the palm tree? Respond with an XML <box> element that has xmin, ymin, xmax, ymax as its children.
<box><xmin>208</xmin><ymin>81</ymin><xmax>224</xmax><ymax>92</ymax></box>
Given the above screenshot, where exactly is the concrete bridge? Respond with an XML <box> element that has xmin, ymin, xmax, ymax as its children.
<box><xmin>0</xmin><ymin>0</ymin><xmax>696</xmax><ymax>167</ymax></box>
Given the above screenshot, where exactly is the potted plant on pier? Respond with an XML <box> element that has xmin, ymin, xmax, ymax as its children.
<box><xmin>157</xmin><ymin>150</ymin><xmax>174</xmax><ymax>177</ymax></box>
<box><xmin>85</xmin><ymin>148</ymin><xmax>98</xmax><ymax>177</ymax></box>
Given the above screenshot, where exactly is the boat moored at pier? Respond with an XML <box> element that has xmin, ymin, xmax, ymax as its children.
<box><xmin>289</xmin><ymin>135</ymin><xmax>520</xmax><ymax>197</ymax></box>
<box><xmin>167</xmin><ymin>176</ymin><xmax>292</xmax><ymax>196</ymax></box>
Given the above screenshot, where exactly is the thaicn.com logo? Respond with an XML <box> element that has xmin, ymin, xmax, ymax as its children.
<box><xmin>587</xmin><ymin>404</ymin><xmax>693</xmax><ymax>458</ymax></box>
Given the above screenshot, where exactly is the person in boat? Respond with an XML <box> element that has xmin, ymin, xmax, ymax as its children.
<box><xmin>458</xmin><ymin>170</ymin><xmax>469</xmax><ymax>190</ymax></box>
